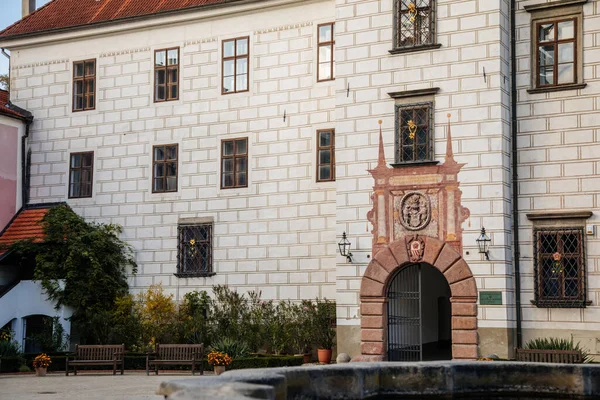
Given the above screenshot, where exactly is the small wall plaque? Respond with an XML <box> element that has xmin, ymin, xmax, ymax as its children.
<box><xmin>480</xmin><ymin>291</ymin><xmax>502</xmax><ymax>305</ymax></box>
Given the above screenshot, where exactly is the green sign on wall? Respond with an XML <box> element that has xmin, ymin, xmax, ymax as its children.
<box><xmin>480</xmin><ymin>291</ymin><xmax>502</xmax><ymax>305</ymax></box>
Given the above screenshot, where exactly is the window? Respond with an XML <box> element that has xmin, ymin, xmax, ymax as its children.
<box><xmin>536</xmin><ymin>19</ymin><xmax>576</xmax><ymax>88</ymax></box>
<box><xmin>73</xmin><ymin>60</ymin><xmax>95</xmax><ymax>111</ymax></box>
<box><xmin>154</xmin><ymin>48</ymin><xmax>179</xmax><ymax>102</ymax></box>
<box><xmin>318</xmin><ymin>23</ymin><xmax>335</xmax><ymax>81</ymax></box>
<box><xmin>177</xmin><ymin>224</ymin><xmax>213</xmax><ymax>277</ymax></box>
<box><xmin>394</xmin><ymin>0</ymin><xmax>435</xmax><ymax>50</ymax></box>
<box><xmin>222</xmin><ymin>37</ymin><xmax>249</xmax><ymax>94</ymax></box>
<box><xmin>534</xmin><ymin>227</ymin><xmax>586</xmax><ymax>307</ymax></box>
<box><xmin>69</xmin><ymin>152</ymin><xmax>93</xmax><ymax>198</ymax></box>
<box><xmin>152</xmin><ymin>144</ymin><xmax>178</xmax><ymax>193</ymax></box>
<box><xmin>395</xmin><ymin>103</ymin><xmax>432</xmax><ymax>163</ymax></box>
<box><xmin>221</xmin><ymin>138</ymin><xmax>248</xmax><ymax>189</ymax></box>
<box><xmin>317</xmin><ymin>129</ymin><xmax>335</xmax><ymax>182</ymax></box>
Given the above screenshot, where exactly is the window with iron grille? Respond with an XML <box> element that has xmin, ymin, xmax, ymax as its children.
<box><xmin>534</xmin><ymin>227</ymin><xmax>587</xmax><ymax>308</ymax></box>
<box><xmin>221</xmin><ymin>138</ymin><xmax>248</xmax><ymax>189</ymax></box>
<box><xmin>222</xmin><ymin>37</ymin><xmax>249</xmax><ymax>94</ymax></box>
<box><xmin>152</xmin><ymin>144</ymin><xmax>178</xmax><ymax>193</ymax></box>
<box><xmin>69</xmin><ymin>152</ymin><xmax>93</xmax><ymax>198</ymax></box>
<box><xmin>73</xmin><ymin>60</ymin><xmax>95</xmax><ymax>112</ymax></box>
<box><xmin>177</xmin><ymin>224</ymin><xmax>213</xmax><ymax>277</ymax></box>
<box><xmin>395</xmin><ymin>103</ymin><xmax>433</xmax><ymax>163</ymax></box>
<box><xmin>317</xmin><ymin>23</ymin><xmax>335</xmax><ymax>82</ymax></box>
<box><xmin>154</xmin><ymin>48</ymin><xmax>179</xmax><ymax>102</ymax></box>
<box><xmin>394</xmin><ymin>0</ymin><xmax>435</xmax><ymax>50</ymax></box>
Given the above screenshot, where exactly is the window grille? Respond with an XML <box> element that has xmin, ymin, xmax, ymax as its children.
<box><xmin>533</xmin><ymin>227</ymin><xmax>587</xmax><ymax>308</ymax></box>
<box><xmin>176</xmin><ymin>224</ymin><xmax>213</xmax><ymax>277</ymax></box>
<box><xmin>395</xmin><ymin>102</ymin><xmax>433</xmax><ymax>163</ymax></box>
<box><xmin>394</xmin><ymin>0</ymin><xmax>434</xmax><ymax>49</ymax></box>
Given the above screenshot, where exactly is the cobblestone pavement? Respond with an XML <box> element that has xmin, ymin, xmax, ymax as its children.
<box><xmin>0</xmin><ymin>372</ymin><xmax>206</xmax><ymax>400</ymax></box>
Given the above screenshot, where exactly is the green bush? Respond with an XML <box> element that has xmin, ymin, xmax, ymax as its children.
<box><xmin>211</xmin><ymin>337</ymin><xmax>250</xmax><ymax>359</ymax></box>
<box><xmin>525</xmin><ymin>337</ymin><xmax>591</xmax><ymax>363</ymax></box>
<box><xmin>0</xmin><ymin>356</ymin><xmax>25</xmax><ymax>373</ymax></box>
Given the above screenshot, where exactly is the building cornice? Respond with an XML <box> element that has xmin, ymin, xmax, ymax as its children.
<box><xmin>0</xmin><ymin>0</ymin><xmax>315</xmax><ymax>49</ymax></box>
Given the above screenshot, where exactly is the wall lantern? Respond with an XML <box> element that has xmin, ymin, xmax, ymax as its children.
<box><xmin>476</xmin><ymin>227</ymin><xmax>491</xmax><ymax>260</ymax></box>
<box><xmin>338</xmin><ymin>232</ymin><xmax>353</xmax><ymax>263</ymax></box>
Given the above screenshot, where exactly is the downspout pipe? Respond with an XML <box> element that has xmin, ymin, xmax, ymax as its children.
<box><xmin>510</xmin><ymin>0</ymin><xmax>523</xmax><ymax>349</ymax></box>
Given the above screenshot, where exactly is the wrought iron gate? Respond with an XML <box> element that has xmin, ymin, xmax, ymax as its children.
<box><xmin>387</xmin><ymin>263</ymin><xmax>422</xmax><ymax>361</ymax></box>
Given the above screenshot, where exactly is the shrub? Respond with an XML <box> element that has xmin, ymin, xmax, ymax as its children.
<box><xmin>19</xmin><ymin>364</ymin><xmax>31</xmax><ymax>372</ymax></box>
<box><xmin>210</xmin><ymin>337</ymin><xmax>250</xmax><ymax>359</ymax></box>
<box><xmin>29</xmin><ymin>316</ymin><xmax>69</xmax><ymax>353</ymax></box>
<box><xmin>136</xmin><ymin>284</ymin><xmax>178</xmax><ymax>349</ymax></box>
<box><xmin>312</xmin><ymin>298</ymin><xmax>336</xmax><ymax>350</ymax></box>
<box><xmin>0</xmin><ymin>330</ymin><xmax>21</xmax><ymax>358</ymax></box>
<box><xmin>525</xmin><ymin>337</ymin><xmax>591</xmax><ymax>363</ymax></box>
<box><xmin>179</xmin><ymin>291</ymin><xmax>212</xmax><ymax>346</ymax></box>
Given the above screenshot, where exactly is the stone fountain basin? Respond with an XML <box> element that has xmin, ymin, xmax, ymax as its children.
<box><xmin>157</xmin><ymin>361</ymin><xmax>600</xmax><ymax>399</ymax></box>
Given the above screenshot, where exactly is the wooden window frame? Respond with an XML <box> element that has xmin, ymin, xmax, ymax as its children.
<box><xmin>222</xmin><ymin>36</ymin><xmax>250</xmax><ymax>95</ymax></box>
<box><xmin>394</xmin><ymin>102</ymin><xmax>434</xmax><ymax>164</ymax></box>
<box><xmin>154</xmin><ymin>47</ymin><xmax>180</xmax><ymax>103</ymax></box>
<box><xmin>152</xmin><ymin>144</ymin><xmax>178</xmax><ymax>193</ymax></box>
<box><xmin>316</xmin><ymin>129</ymin><xmax>335</xmax><ymax>182</ymax></box>
<box><xmin>535</xmin><ymin>18</ymin><xmax>577</xmax><ymax>88</ymax></box>
<box><xmin>533</xmin><ymin>227</ymin><xmax>587</xmax><ymax>308</ymax></box>
<box><xmin>176</xmin><ymin>224</ymin><xmax>215</xmax><ymax>278</ymax></box>
<box><xmin>72</xmin><ymin>59</ymin><xmax>96</xmax><ymax>112</ymax></box>
<box><xmin>68</xmin><ymin>151</ymin><xmax>94</xmax><ymax>199</ymax></box>
<box><xmin>317</xmin><ymin>23</ymin><xmax>335</xmax><ymax>82</ymax></box>
<box><xmin>220</xmin><ymin>138</ymin><xmax>248</xmax><ymax>189</ymax></box>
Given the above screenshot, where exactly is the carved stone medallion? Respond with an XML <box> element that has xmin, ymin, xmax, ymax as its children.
<box><xmin>399</xmin><ymin>192</ymin><xmax>431</xmax><ymax>231</ymax></box>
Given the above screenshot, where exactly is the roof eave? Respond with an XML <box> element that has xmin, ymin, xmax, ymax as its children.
<box><xmin>0</xmin><ymin>0</ymin><xmax>275</xmax><ymax>44</ymax></box>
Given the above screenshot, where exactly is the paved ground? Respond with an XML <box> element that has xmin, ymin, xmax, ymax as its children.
<box><xmin>0</xmin><ymin>372</ymin><xmax>208</xmax><ymax>400</ymax></box>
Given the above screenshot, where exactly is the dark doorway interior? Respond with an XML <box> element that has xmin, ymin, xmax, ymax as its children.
<box><xmin>23</xmin><ymin>314</ymin><xmax>52</xmax><ymax>353</ymax></box>
<box><xmin>387</xmin><ymin>263</ymin><xmax>452</xmax><ymax>361</ymax></box>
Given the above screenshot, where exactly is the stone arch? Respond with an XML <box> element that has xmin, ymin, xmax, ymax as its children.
<box><xmin>358</xmin><ymin>236</ymin><xmax>478</xmax><ymax>361</ymax></box>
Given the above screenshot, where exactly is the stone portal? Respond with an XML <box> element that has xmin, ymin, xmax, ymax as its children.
<box><xmin>358</xmin><ymin>118</ymin><xmax>478</xmax><ymax>361</ymax></box>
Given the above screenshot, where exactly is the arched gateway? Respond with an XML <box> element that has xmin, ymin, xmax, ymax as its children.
<box><xmin>359</xmin><ymin>236</ymin><xmax>478</xmax><ymax>361</ymax></box>
<box><xmin>358</xmin><ymin>118</ymin><xmax>477</xmax><ymax>361</ymax></box>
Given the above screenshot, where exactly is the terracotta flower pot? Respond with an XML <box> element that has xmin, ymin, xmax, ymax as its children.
<box><xmin>303</xmin><ymin>353</ymin><xmax>312</xmax><ymax>364</ymax></box>
<box><xmin>35</xmin><ymin>367</ymin><xmax>47</xmax><ymax>377</ymax></box>
<box><xmin>213</xmin><ymin>365</ymin><xmax>226</xmax><ymax>375</ymax></box>
<box><xmin>317</xmin><ymin>349</ymin><xmax>332</xmax><ymax>364</ymax></box>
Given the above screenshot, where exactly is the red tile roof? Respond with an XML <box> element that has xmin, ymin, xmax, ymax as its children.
<box><xmin>0</xmin><ymin>89</ymin><xmax>30</xmax><ymax>120</ymax></box>
<box><xmin>0</xmin><ymin>0</ymin><xmax>234</xmax><ymax>39</ymax></box>
<box><xmin>0</xmin><ymin>207</ymin><xmax>51</xmax><ymax>258</ymax></box>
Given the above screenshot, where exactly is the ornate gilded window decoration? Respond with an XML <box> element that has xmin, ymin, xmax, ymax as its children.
<box><xmin>394</xmin><ymin>0</ymin><xmax>434</xmax><ymax>49</ymax></box>
<box><xmin>176</xmin><ymin>224</ymin><xmax>214</xmax><ymax>277</ymax></box>
<box><xmin>394</xmin><ymin>102</ymin><xmax>433</xmax><ymax>163</ymax></box>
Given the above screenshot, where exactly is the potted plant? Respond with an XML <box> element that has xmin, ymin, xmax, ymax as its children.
<box><xmin>33</xmin><ymin>353</ymin><xmax>52</xmax><ymax>376</ymax></box>
<box><xmin>314</xmin><ymin>298</ymin><xmax>336</xmax><ymax>364</ymax></box>
<box><xmin>207</xmin><ymin>350</ymin><xmax>232</xmax><ymax>375</ymax></box>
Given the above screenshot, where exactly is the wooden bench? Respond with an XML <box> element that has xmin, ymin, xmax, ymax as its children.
<box><xmin>146</xmin><ymin>344</ymin><xmax>204</xmax><ymax>376</ymax></box>
<box><xmin>65</xmin><ymin>344</ymin><xmax>125</xmax><ymax>376</ymax></box>
<box><xmin>515</xmin><ymin>348</ymin><xmax>583</xmax><ymax>364</ymax></box>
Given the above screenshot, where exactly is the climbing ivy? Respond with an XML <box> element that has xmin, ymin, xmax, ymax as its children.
<box><xmin>9</xmin><ymin>205</ymin><xmax>137</xmax><ymax>343</ymax></box>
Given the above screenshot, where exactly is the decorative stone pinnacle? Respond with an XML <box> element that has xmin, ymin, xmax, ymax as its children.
<box><xmin>376</xmin><ymin>120</ymin><xmax>386</xmax><ymax>169</ymax></box>
<box><xmin>445</xmin><ymin>113</ymin><xmax>454</xmax><ymax>161</ymax></box>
